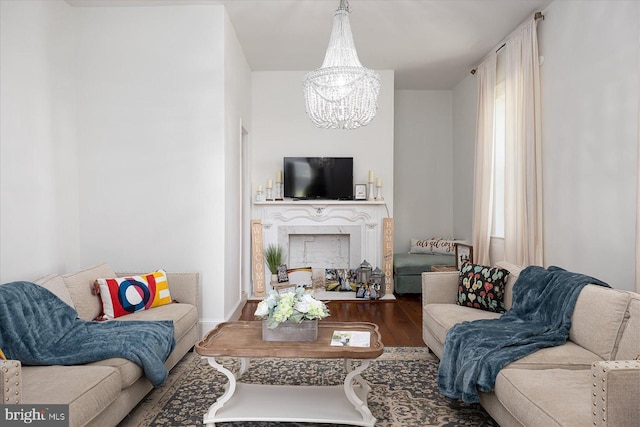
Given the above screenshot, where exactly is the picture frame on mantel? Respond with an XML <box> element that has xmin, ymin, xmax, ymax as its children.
<box><xmin>354</xmin><ymin>184</ymin><xmax>367</xmax><ymax>200</ymax></box>
<box><xmin>277</xmin><ymin>264</ymin><xmax>289</xmax><ymax>283</ymax></box>
<box><xmin>455</xmin><ymin>243</ymin><xmax>474</xmax><ymax>270</ymax></box>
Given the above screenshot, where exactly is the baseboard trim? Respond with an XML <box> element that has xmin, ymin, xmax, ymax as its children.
<box><xmin>229</xmin><ymin>291</ymin><xmax>248</xmax><ymax>320</ymax></box>
<box><xmin>198</xmin><ymin>292</ymin><xmax>249</xmax><ymax>339</ymax></box>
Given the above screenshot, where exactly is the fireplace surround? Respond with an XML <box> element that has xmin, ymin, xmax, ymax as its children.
<box><xmin>253</xmin><ymin>200</ymin><xmax>390</xmax><ymax>295</ymax></box>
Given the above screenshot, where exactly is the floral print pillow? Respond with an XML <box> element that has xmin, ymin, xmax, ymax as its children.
<box><xmin>457</xmin><ymin>262</ymin><xmax>509</xmax><ymax>313</ymax></box>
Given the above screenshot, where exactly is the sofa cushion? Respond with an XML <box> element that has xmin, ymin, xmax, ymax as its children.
<box><xmin>88</xmin><ymin>357</ymin><xmax>142</xmax><ymax>389</ymax></box>
<box><xmin>96</xmin><ymin>270</ymin><xmax>172</xmax><ymax>319</ymax></box>
<box><xmin>116</xmin><ymin>302</ymin><xmax>198</xmax><ymax>343</ymax></box>
<box><xmin>63</xmin><ymin>263</ymin><xmax>116</xmax><ymax>321</ymax></box>
<box><xmin>569</xmin><ymin>284</ymin><xmax>630</xmax><ymax>360</ymax></box>
<box><xmin>457</xmin><ymin>262</ymin><xmax>509</xmax><ymax>313</ymax></box>
<box><xmin>423</xmin><ymin>303</ymin><xmax>501</xmax><ymax>345</ymax></box>
<box><xmin>33</xmin><ymin>274</ymin><xmax>75</xmax><ymax>309</ymax></box>
<box><xmin>85</xmin><ymin>303</ymin><xmax>197</xmax><ymax>389</ymax></box>
<box><xmin>21</xmin><ymin>365</ymin><xmax>120</xmax><ymax>427</ymax></box>
<box><xmin>494</xmin><ymin>368</ymin><xmax>592</xmax><ymax>427</ymax></box>
<box><xmin>503</xmin><ymin>341</ymin><xmax>602</xmax><ymax>370</ymax></box>
<box><xmin>614</xmin><ymin>293</ymin><xmax>640</xmax><ymax>360</ymax></box>
<box><xmin>495</xmin><ymin>261</ymin><xmax>522</xmax><ymax>311</ymax></box>
<box><xmin>393</xmin><ymin>253</ymin><xmax>455</xmax><ymax>276</ymax></box>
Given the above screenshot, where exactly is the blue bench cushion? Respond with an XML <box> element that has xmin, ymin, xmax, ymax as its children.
<box><xmin>393</xmin><ymin>253</ymin><xmax>456</xmax><ymax>276</ymax></box>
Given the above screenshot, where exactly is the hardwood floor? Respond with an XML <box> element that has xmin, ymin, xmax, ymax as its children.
<box><xmin>239</xmin><ymin>294</ymin><xmax>425</xmax><ymax>347</ymax></box>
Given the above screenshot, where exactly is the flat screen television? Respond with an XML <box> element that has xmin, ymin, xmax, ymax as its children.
<box><xmin>284</xmin><ymin>157</ymin><xmax>353</xmax><ymax>200</ymax></box>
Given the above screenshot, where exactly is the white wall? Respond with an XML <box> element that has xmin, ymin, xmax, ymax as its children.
<box><xmin>394</xmin><ymin>90</ymin><xmax>453</xmax><ymax>253</ymax></box>
<box><xmin>452</xmin><ymin>75</ymin><xmax>476</xmax><ymax>244</ymax></box>
<box><xmin>0</xmin><ymin>0</ymin><xmax>79</xmax><ymax>282</ymax></box>
<box><xmin>251</xmin><ymin>70</ymin><xmax>395</xmax><ymax>216</ymax></box>
<box><xmin>223</xmin><ymin>10</ymin><xmax>252</xmax><ymax>319</ymax></box>
<box><xmin>538</xmin><ymin>0</ymin><xmax>639</xmax><ymax>290</ymax></box>
<box><xmin>74</xmin><ymin>5</ymin><xmax>228</xmax><ymax>321</ymax></box>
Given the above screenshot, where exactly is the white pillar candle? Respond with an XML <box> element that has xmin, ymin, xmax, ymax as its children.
<box><xmin>277</xmin><ymin>170</ymin><xmax>282</xmax><ymax>182</ymax></box>
<box><xmin>267</xmin><ymin>179</ymin><xmax>273</xmax><ymax>189</ymax></box>
<box><xmin>376</xmin><ymin>177</ymin><xmax>382</xmax><ymax>186</ymax></box>
<box><xmin>257</xmin><ymin>185</ymin><xmax>263</xmax><ymax>192</ymax></box>
<box><xmin>369</xmin><ymin>170</ymin><xmax>374</xmax><ymax>182</ymax></box>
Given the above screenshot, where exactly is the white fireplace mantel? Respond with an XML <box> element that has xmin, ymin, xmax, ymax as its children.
<box><xmin>253</xmin><ymin>200</ymin><xmax>390</xmax><ymax>285</ymax></box>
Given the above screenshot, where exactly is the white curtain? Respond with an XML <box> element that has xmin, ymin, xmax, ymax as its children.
<box><xmin>472</xmin><ymin>18</ymin><xmax>543</xmax><ymax>267</ymax></box>
<box><xmin>504</xmin><ymin>19</ymin><xmax>544</xmax><ymax>266</ymax></box>
<box><xmin>636</xmin><ymin>4</ymin><xmax>640</xmax><ymax>294</ymax></box>
<box><xmin>472</xmin><ymin>55</ymin><xmax>497</xmax><ymax>266</ymax></box>
<box><xmin>637</xmin><ymin>136</ymin><xmax>640</xmax><ymax>292</ymax></box>
<box><xmin>637</xmin><ymin>140</ymin><xmax>640</xmax><ymax>292</ymax></box>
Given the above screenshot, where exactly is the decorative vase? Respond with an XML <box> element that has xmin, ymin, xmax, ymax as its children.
<box><xmin>262</xmin><ymin>319</ymin><xmax>318</xmax><ymax>342</ymax></box>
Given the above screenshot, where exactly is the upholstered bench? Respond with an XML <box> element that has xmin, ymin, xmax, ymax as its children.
<box><xmin>394</xmin><ymin>253</ymin><xmax>455</xmax><ymax>294</ymax></box>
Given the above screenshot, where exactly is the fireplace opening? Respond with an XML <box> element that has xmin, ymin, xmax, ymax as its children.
<box><xmin>288</xmin><ymin>234</ymin><xmax>350</xmax><ymax>269</ymax></box>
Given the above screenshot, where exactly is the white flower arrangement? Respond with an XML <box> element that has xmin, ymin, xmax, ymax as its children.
<box><xmin>255</xmin><ymin>288</ymin><xmax>330</xmax><ymax>329</ymax></box>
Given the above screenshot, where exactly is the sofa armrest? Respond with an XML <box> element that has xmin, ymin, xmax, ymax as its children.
<box><xmin>592</xmin><ymin>359</ymin><xmax>640</xmax><ymax>426</ymax></box>
<box><xmin>116</xmin><ymin>271</ymin><xmax>200</xmax><ymax>314</ymax></box>
<box><xmin>422</xmin><ymin>271</ymin><xmax>459</xmax><ymax>305</ymax></box>
<box><xmin>1</xmin><ymin>360</ymin><xmax>22</xmax><ymax>404</ymax></box>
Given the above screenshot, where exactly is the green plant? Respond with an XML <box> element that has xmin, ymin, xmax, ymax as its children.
<box><xmin>263</xmin><ymin>244</ymin><xmax>283</xmax><ymax>274</ymax></box>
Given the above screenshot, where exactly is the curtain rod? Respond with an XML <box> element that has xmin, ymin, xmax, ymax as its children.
<box><xmin>470</xmin><ymin>11</ymin><xmax>544</xmax><ymax>75</ymax></box>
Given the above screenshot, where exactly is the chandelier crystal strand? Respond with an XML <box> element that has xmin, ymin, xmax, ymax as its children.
<box><xmin>303</xmin><ymin>0</ymin><xmax>380</xmax><ymax>130</ymax></box>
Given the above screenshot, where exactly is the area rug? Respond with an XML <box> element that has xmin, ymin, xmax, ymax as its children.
<box><xmin>119</xmin><ymin>347</ymin><xmax>497</xmax><ymax>427</ymax></box>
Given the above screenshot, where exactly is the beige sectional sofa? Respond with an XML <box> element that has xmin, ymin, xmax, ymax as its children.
<box><xmin>422</xmin><ymin>261</ymin><xmax>640</xmax><ymax>427</ymax></box>
<box><xmin>1</xmin><ymin>263</ymin><xmax>200</xmax><ymax>427</ymax></box>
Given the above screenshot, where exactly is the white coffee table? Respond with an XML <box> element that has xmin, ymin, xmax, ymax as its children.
<box><xmin>195</xmin><ymin>321</ymin><xmax>384</xmax><ymax>426</ymax></box>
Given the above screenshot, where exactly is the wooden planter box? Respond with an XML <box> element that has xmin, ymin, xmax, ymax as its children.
<box><xmin>262</xmin><ymin>319</ymin><xmax>318</xmax><ymax>342</ymax></box>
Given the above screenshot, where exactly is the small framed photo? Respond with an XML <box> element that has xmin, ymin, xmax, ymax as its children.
<box><xmin>277</xmin><ymin>264</ymin><xmax>289</xmax><ymax>283</ymax></box>
<box><xmin>274</xmin><ymin>283</ymin><xmax>296</xmax><ymax>294</ymax></box>
<box><xmin>354</xmin><ymin>184</ymin><xmax>367</xmax><ymax>200</ymax></box>
<box><xmin>287</xmin><ymin>267</ymin><xmax>312</xmax><ymax>288</ymax></box>
<box><xmin>455</xmin><ymin>243</ymin><xmax>474</xmax><ymax>270</ymax></box>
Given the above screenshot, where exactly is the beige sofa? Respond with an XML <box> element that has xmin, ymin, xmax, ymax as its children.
<box><xmin>1</xmin><ymin>263</ymin><xmax>200</xmax><ymax>427</ymax></box>
<box><xmin>422</xmin><ymin>261</ymin><xmax>640</xmax><ymax>427</ymax></box>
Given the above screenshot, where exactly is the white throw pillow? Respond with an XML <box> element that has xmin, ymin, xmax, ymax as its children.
<box><xmin>409</xmin><ymin>238</ymin><xmax>460</xmax><ymax>255</ymax></box>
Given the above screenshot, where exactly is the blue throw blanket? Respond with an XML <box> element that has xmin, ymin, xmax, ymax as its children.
<box><xmin>438</xmin><ymin>265</ymin><xmax>609</xmax><ymax>403</ymax></box>
<box><xmin>0</xmin><ymin>281</ymin><xmax>175</xmax><ymax>386</ymax></box>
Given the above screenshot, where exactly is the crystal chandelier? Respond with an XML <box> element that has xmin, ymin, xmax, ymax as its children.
<box><xmin>303</xmin><ymin>0</ymin><xmax>380</xmax><ymax>130</ymax></box>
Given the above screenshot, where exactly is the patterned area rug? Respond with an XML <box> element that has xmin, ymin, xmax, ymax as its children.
<box><xmin>119</xmin><ymin>347</ymin><xmax>497</xmax><ymax>427</ymax></box>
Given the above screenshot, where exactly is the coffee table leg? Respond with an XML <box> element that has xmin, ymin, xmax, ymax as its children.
<box><xmin>343</xmin><ymin>359</ymin><xmax>376</xmax><ymax>425</ymax></box>
<box><xmin>237</xmin><ymin>357</ymin><xmax>250</xmax><ymax>378</ymax></box>
<box><xmin>344</xmin><ymin>359</ymin><xmax>372</xmax><ymax>392</ymax></box>
<box><xmin>203</xmin><ymin>356</ymin><xmax>236</xmax><ymax>426</ymax></box>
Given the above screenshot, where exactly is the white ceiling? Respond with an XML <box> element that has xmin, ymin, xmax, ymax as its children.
<box><xmin>67</xmin><ymin>0</ymin><xmax>553</xmax><ymax>89</ymax></box>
